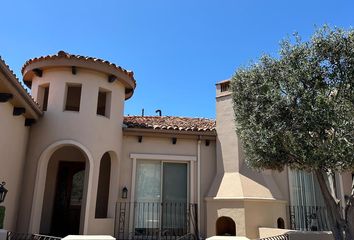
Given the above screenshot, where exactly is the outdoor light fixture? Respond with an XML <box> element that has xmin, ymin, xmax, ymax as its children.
<box><xmin>122</xmin><ymin>187</ymin><xmax>128</xmax><ymax>199</ymax></box>
<box><xmin>0</xmin><ymin>182</ymin><xmax>8</xmax><ymax>204</ymax></box>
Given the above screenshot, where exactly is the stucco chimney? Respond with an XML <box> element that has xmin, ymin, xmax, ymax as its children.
<box><xmin>207</xmin><ymin>79</ymin><xmax>283</xmax><ymax>200</ymax></box>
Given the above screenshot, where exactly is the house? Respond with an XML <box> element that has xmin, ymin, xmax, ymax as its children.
<box><xmin>0</xmin><ymin>51</ymin><xmax>352</xmax><ymax>239</ymax></box>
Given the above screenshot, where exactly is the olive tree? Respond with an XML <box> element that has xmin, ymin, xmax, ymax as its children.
<box><xmin>231</xmin><ymin>26</ymin><xmax>354</xmax><ymax>240</ymax></box>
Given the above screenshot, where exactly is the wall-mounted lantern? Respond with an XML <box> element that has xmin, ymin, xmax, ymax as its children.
<box><xmin>0</xmin><ymin>182</ymin><xmax>8</xmax><ymax>204</ymax></box>
<box><xmin>122</xmin><ymin>187</ymin><xmax>128</xmax><ymax>199</ymax></box>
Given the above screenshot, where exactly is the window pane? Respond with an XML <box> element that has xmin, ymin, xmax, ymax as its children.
<box><xmin>135</xmin><ymin>161</ymin><xmax>161</xmax><ymax>231</ymax></box>
<box><xmin>162</xmin><ymin>163</ymin><xmax>187</xmax><ymax>233</ymax></box>
<box><xmin>65</xmin><ymin>85</ymin><xmax>82</xmax><ymax>111</ymax></box>
<box><xmin>70</xmin><ymin>170</ymin><xmax>85</xmax><ymax>206</ymax></box>
<box><xmin>162</xmin><ymin>163</ymin><xmax>187</xmax><ymax>203</ymax></box>
<box><xmin>97</xmin><ymin>91</ymin><xmax>107</xmax><ymax>116</ymax></box>
<box><xmin>38</xmin><ymin>85</ymin><xmax>49</xmax><ymax>111</ymax></box>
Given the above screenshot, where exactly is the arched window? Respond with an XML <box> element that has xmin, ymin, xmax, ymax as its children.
<box><xmin>277</xmin><ymin>217</ymin><xmax>285</xmax><ymax>229</ymax></box>
<box><xmin>95</xmin><ymin>153</ymin><xmax>111</xmax><ymax>218</ymax></box>
<box><xmin>216</xmin><ymin>216</ymin><xmax>236</xmax><ymax>236</ymax></box>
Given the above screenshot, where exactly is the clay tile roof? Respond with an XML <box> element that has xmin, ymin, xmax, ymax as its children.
<box><xmin>123</xmin><ymin>116</ymin><xmax>216</xmax><ymax>132</ymax></box>
<box><xmin>22</xmin><ymin>50</ymin><xmax>135</xmax><ymax>83</ymax></box>
<box><xmin>0</xmin><ymin>56</ymin><xmax>42</xmax><ymax>116</ymax></box>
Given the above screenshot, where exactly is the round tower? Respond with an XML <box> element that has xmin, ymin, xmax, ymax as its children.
<box><xmin>18</xmin><ymin>51</ymin><xmax>136</xmax><ymax>236</ymax></box>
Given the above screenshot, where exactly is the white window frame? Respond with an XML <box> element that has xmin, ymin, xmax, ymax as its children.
<box><xmin>129</xmin><ymin>153</ymin><xmax>197</xmax><ymax>236</ymax></box>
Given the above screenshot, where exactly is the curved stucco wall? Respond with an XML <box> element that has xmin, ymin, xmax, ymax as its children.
<box><xmin>17</xmin><ymin>68</ymin><xmax>125</xmax><ymax>234</ymax></box>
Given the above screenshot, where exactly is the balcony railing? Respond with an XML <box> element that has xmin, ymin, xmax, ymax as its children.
<box><xmin>7</xmin><ymin>232</ymin><xmax>62</xmax><ymax>240</ymax></box>
<box><xmin>259</xmin><ymin>234</ymin><xmax>289</xmax><ymax>240</ymax></box>
<box><xmin>115</xmin><ymin>202</ymin><xmax>198</xmax><ymax>240</ymax></box>
<box><xmin>289</xmin><ymin>205</ymin><xmax>331</xmax><ymax>231</ymax></box>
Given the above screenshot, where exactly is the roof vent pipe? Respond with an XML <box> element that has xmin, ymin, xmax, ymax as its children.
<box><xmin>141</xmin><ymin>108</ymin><xmax>144</xmax><ymax>116</ymax></box>
<box><xmin>156</xmin><ymin>109</ymin><xmax>162</xmax><ymax>116</ymax></box>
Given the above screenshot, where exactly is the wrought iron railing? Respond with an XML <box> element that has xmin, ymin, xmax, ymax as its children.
<box><xmin>259</xmin><ymin>234</ymin><xmax>289</xmax><ymax>240</ymax></box>
<box><xmin>289</xmin><ymin>205</ymin><xmax>331</xmax><ymax>231</ymax></box>
<box><xmin>7</xmin><ymin>232</ymin><xmax>62</xmax><ymax>240</ymax></box>
<box><xmin>115</xmin><ymin>202</ymin><xmax>198</xmax><ymax>240</ymax></box>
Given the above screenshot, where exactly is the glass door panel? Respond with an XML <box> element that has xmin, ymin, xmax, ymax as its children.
<box><xmin>135</xmin><ymin>161</ymin><xmax>161</xmax><ymax>234</ymax></box>
<box><xmin>162</xmin><ymin>163</ymin><xmax>188</xmax><ymax>235</ymax></box>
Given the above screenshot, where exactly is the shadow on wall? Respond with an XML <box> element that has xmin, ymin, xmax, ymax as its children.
<box><xmin>205</xmin><ymin>138</ymin><xmax>225</xmax><ymax>197</ymax></box>
<box><xmin>216</xmin><ymin>216</ymin><xmax>236</xmax><ymax>236</ymax></box>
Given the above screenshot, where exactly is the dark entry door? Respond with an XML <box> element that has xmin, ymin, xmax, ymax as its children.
<box><xmin>51</xmin><ymin>162</ymin><xmax>85</xmax><ymax>237</ymax></box>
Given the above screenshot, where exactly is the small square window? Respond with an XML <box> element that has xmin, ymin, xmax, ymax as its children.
<box><xmin>65</xmin><ymin>84</ymin><xmax>82</xmax><ymax>112</ymax></box>
<box><xmin>96</xmin><ymin>89</ymin><xmax>111</xmax><ymax>118</ymax></box>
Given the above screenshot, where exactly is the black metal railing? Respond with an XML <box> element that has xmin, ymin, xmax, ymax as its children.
<box><xmin>259</xmin><ymin>234</ymin><xmax>289</xmax><ymax>240</ymax></box>
<box><xmin>7</xmin><ymin>232</ymin><xmax>62</xmax><ymax>240</ymax></box>
<box><xmin>289</xmin><ymin>205</ymin><xmax>331</xmax><ymax>231</ymax></box>
<box><xmin>115</xmin><ymin>202</ymin><xmax>198</xmax><ymax>240</ymax></box>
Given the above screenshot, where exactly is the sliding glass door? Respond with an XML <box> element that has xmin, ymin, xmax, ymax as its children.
<box><xmin>134</xmin><ymin>161</ymin><xmax>188</xmax><ymax>236</ymax></box>
<box><xmin>162</xmin><ymin>163</ymin><xmax>188</xmax><ymax>235</ymax></box>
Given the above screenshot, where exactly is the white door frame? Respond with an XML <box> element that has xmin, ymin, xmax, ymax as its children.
<box><xmin>129</xmin><ymin>153</ymin><xmax>197</xmax><ymax>235</ymax></box>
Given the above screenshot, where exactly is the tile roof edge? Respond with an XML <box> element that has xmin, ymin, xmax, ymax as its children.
<box><xmin>0</xmin><ymin>56</ymin><xmax>43</xmax><ymax>117</ymax></box>
<box><xmin>22</xmin><ymin>50</ymin><xmax>135</xmax><ymax>83</ymax></box>
<box><xmin>123</xmin><ymin>127</ymin><xmax>217</xmax><ymax>136</ymax></box>
<box><xmin>124</xmin><ymin>115</ymin><xmax>216</xmax><ymax>121</ymax></box>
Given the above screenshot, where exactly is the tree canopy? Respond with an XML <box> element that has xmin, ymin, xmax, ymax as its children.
<box><xmin>231</xmin><ymin>26</ymin><xmax>354</xmax><ymax>173</ymax></box>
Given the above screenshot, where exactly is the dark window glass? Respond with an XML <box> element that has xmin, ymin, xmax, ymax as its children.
<box><xmin>65</xmin><ymin>85</ymin><xmax>82</xmax><ymax>112</ymax></box>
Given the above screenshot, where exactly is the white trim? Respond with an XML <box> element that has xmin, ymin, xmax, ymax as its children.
<box><xmin>204</xmin><ymin>197</ymin><xmax>288</xmax><ymax>203</ymax></box>
<box><xmin>197</xmin><ymin>140</ymin><xmax>201</xmax><ymax>235</ymax></box>
<box><xmin>190</xmin><ymin>160</ymin><xmax>195</xmax><ymax>203</ymax></box>
<box><xmin>128</xmin><ymin>158</ymin><xmax>137</xmax><ymax>234</ymax></box>
<box><xmin>130</xmin><ymin>153</ymin><xmax>196</xmax><ymax>162</ymax></box>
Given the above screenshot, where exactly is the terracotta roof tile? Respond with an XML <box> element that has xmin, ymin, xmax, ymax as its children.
<box><xmin>123</xmin><ymin>116</ymin><xmax>216</xmax><ymax>132</ymax></box>
<box><xmin>0</xmin><ymin>56</ymin><xmax>42</xmax><ymax>114</ymax></box>
<box><xmin>22</xmin><ymin>50</ymin><xmax>135</xmax><ymax>83</ymax></box>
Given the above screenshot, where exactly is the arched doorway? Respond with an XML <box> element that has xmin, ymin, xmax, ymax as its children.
<box><xmin>40</xmin><ymin>146</ymin><xmax>90</xmax><ymax>237</ymax></box>
<box><xmin>216</xmin><ymin>216</ymin><xmax>236</xmax><ymax>236</ymax></box>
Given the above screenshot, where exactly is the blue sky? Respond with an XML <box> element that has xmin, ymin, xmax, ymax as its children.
<box><xmin>1</xmin><ymin>0</ymin><xmax>353</xmax><ymax>118</ymax></box>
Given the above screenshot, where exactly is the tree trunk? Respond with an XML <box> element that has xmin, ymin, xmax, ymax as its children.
<box><xmin>315</xmin><ymin>170</ymin><xmax>345</xmax><ymax>240</ymax></box>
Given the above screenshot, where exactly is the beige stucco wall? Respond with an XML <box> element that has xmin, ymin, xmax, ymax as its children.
<box><xmin>0</xmin><ymin>101</ymin><xmax>29</xmax><ymax>230</ymax></box>
<box><xmin>121</xmin><ymin>134</ymin><xmax>216</xmax><ymax>238</ymax></box>
<box><xmin>243</xmin><ymin>200</ymin><xmax>287</xmax><ymax>239</ymax></box>
<box><xmin>205</xmin><ymin>199</ymin><xmax>287</xmax><ymax>239</ymax></box>
<box><xmin>200</xmin><ymin>139</ymin><xmax>217</xmax><ymax>236</ymax></box>
<box><xmin>206</xmin><ymin>199</ymin><xmax>246</xmax><ymax>237</ymax></box>
<box><xmin>340</xmin><ymin>172</ymin><xmax>353</xmax><ymax>196</ymax></box>
<box><xmin>17</xmin><ymin>68</ymin><xmax>125</xmax><ymax>235</ymax></box>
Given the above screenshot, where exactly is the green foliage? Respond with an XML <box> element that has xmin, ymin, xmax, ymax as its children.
<box><xmin>0</xmin><ymin>206</ymin><xmax>5</xmax><ymax>229</ymax></box>
<box><xmin>231</xmin><ymin>26</ymin><xmax>354</xmax><ymax>172</ymax></box>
